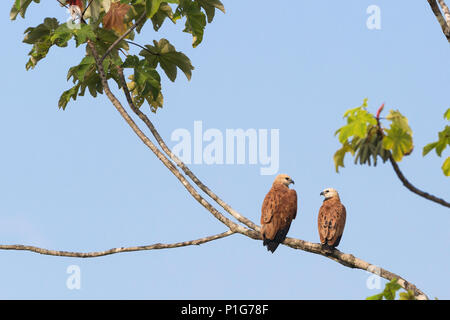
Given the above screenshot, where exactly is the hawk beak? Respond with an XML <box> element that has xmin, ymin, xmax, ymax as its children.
<box><xmin>320</xmin><ymin>191</ymin><xmax>324</xmax><ymax>196</ymax></box>
<box><xmin>291</xmin><ymin>179</ymin><xmax>295</xmax><ymax>185</ymax></box>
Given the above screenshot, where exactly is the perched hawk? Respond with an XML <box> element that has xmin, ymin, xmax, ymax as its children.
<box><xmin>318</xmin><ymin>188</ymin><xmax>346</xmax><ymax>249</ymax></box>
<box><xmin>261</xmin><ymin>174</ymin><xmax>297</xmax><ymax>253</ymax></box>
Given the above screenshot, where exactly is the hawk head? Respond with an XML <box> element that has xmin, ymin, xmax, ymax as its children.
<box><xmin>320</xmin><ymin>188</ymin><xmax>340</xmax><ymax>200</ymax></box>
<box><xmin>274</xmin><ymin>174</ymin><xmax>295</xmax><ymax>187</ymax></box>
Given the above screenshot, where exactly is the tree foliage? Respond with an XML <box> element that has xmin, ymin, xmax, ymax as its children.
<box><xmin>334</xmin><ymin>99</ymin><xmax>448</xmax><ymax>177</ymax></box>
<box><xmin>423</xmin><ymin>108</ymin><xmax>450</xmax><ymax>176</ymax></box>
<box><xmin>11</xmin><ymin>0</ymin><xmax>223</xmax><ymax>111</ymax></box>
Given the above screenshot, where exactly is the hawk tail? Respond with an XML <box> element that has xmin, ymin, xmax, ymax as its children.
<box><xmin>263</xmin><ymin>238</ymin><xmax>280</xmax><ymax>253</ymax></box>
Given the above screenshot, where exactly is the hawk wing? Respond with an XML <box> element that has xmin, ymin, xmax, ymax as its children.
<box><xmin>261</xmin><ymin>187</ymin><xmax>279</xmax><ymax>226</ymax></box>
<box><xmin>318</xmin><ymin>199</ymin><xmax>346</xmax><ymax>247</ymax></box>
<box><xmin>261</xmin><ymin>187</ymin><xmax>297</xmax><ymax>252</ymax></box>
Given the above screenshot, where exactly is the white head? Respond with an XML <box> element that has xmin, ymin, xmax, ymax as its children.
<box><xmin>320</xmin><ymin>187</ymin><xmax>340</xmax><ymax>200</ymax></box>
<box><xmin>274</xmin><ymin>174</ymin><xmax>295</xmax><ymax>187</ymax></box>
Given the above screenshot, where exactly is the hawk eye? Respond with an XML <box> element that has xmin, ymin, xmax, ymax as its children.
<box><xmin>285</xmin><ymin>177</ymin><xmax>289</xmax><ymax>180</ymax></box>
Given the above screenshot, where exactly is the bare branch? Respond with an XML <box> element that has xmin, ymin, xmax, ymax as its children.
<box><xmin>427</xmin><ymin>0</ymin><xmax>450</xmax><ymax>42</ymax></box>
<box><xmin>389</xmin><ymin>154</ymin><xmax>450</xmax><ymax>208</ymax></box>
<box><xmin>438</xmin><ymin>0</ymin><xmax>450</xmax><ymax>26</ymax></box>
<box><xmin>0</xmin><ymin>230</ymin><xmax>235</xmax><ymax>258</ymax></box>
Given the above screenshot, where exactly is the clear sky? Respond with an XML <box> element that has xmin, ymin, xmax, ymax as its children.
<box><xmin>0</xmin><ymin>0</ymin><xmax>449</xmax><ymax>299</ymax></box>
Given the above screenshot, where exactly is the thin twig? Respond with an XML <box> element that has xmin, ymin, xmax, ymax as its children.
<box><xmin>56</xmin><ymin>0</ymin><xmax>68</xmax><ymax>9</ymax></box>
<box><xmin>82</xmin><ymin>0</ymin><xmax>95</xmax><ymax>17</ymax></box>
<box><xmin>389</xmin><ymin>154</ymin><xmax>450</xmax><ymax>208</ymax></box>
<box><xmin>125</xmin><ymin>40</ymin><xmax>157</xmax><ymax>55</ymax></box>
<box><xmin>0</xmin><ymin>231</ymin><xmax>235</xmax><ymax>258</ymax></box>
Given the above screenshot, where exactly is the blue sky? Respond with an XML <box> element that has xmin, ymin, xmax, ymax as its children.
<box><xmin>0</xmin><ymin>0</ymin><xmax>449</xmax><ymax>299</ymax></box>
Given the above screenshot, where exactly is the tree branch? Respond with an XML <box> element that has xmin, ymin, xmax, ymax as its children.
<box><xmin>389</xmin><ymin>154</ymin><xmax>450</xmax><ymax>208</ymax></box>
<box><xmin>0</xmin><ymin>230</ymin><xmax>235</xmax><ymax>258</ymax></box>
<box><xmin>427</xmin><ymin>0</ymin><xmax>450</xmax><ymax>42</ymax></box>
<box><xmin>438</xmin><ymin>0</ymin><xmax>450</xmax><ymax>26</ymax></box>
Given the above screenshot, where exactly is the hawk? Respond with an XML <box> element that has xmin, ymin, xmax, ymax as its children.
<box><xmin>318</xmin><ymin>188</ymin><xmax>346</xmax><ymax>249</ymax></box>
<box><xmin>261</xmin><ymin>174</ymin><xmax>297</xmax><ymax>253</ymax></box>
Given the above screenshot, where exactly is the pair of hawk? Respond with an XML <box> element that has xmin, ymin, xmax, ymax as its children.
<box><xmin>260</xmin><ymin>174</ymin><xmax>346</xmax><ymax>253</ymax></box>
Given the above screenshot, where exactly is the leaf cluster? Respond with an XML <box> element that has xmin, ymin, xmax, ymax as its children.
<box><xmin>367</xmin><ymin>278</ymin><xmax>416</xmax><ymax>300</ymax></box>
<box><xmin>334</xmin><ymin>99</ymin><xmax>414</xmax><ymax>172</ymax></box>
<box><xmin>423</xmin><ymin>108</ymin><xmax>450</xmax><ymax>176</ymax></box>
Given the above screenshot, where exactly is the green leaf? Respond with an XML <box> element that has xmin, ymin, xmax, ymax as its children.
<box><xmin>435</xmin><ymin>126</ymin><xmax>450</xmax><ymax>156</ymax></box>
<box><xmin>126</xmin><ymin>56</ymin><xmax>164</xmax><ymax>112</ymax></box>
<box><xmin>10</xmin><ymin>0</ymin><xmax>40</xmax><ymax>21</ymax></box>
<box><xmin>444</xmin><ymin>108</ymin><xmax>450</xmax><ymax>121</ymax></box>
<box><xmin>177</xmin><ymin>0</ymin><xmax>206</xmax><ymax>47</ymax></box>
<box><xmin>197</xmin><ymin>0</ymin><xmax>225</xmax><ymax>23</ymax></box>
<box><xmin>139</xmin><ymin>39</ymin><xmax>194</xmax><ymax>81</ymax></box>
<box><xmin>23</xmin><ymin>18</ymin><xmax>63</xmax><ymax>70</ymax></box>
<box><xmin>333</xmin><ymin>141</ymin><xmax>355</xmax><ymax>173</ymax></box>
<box><xmin>58</xmin><ymin>84</ymin><xmax>80</xmax><ymax>110</ymax></box>
<box><xmin>386</xmin><ymin>110</ymin><xmax>412</xmax><ymax>135</ymax></box>
<box><xmin>76</xmin><ymin>56</ymin><xmax>96</xmax><ymax>82</ymax></box>
<box><xmin>423</xmin><ymin>142</ymin><xmax>438</xmax><ymax>156</ymax></box>
<box><xmin>135</xmin><ymin>66</ymin><xmax>161</xmax><ymax>99</ymax></box>
<box><xmin>73</xmin><ymin>24</ymin><xmax>96</xmax><ymax>47</ymax></box>
<box><xmin>23</xmin><ymin>17</ymin><xmax>59</xmax><ymax>44</ymax></box>
<box><xmin>335</xmin><ymin>104</ymin><xmax>377</xmax><ymax>144</ymax></box>
<box><xmin>399</xmin><ymin>291</ymin><xmax>416</xmax><ymax>300</ymax></box>
<box><xmin>442</xmin><ymin>157</ymin><xmax>450</xmax><ymax>176</ymax></box>
<box><xmin>50</xmin><ymin>23</ymin><xmax>74</xmax><ymax>47</ymax></box>
<box><xmin>123</xmin><ymin>55</ymin><xmax>141</xmax><ymax>68</ymax></box>
<box><xmin>384</xmin><ymin>279</ymin><xmax>402</xmax><ymax>300</ymax></box>
<box><xmin>146</xmin><ymin>0</ymin><xmax>162</xmax><ymax>18</ymax></box>
<box><xmin>151</xmin><ymin>2</ymin><xmax>175</xmax><ymax>31</ymax></box>
<box><xmin>382</xmin><ymin>126</ymin><xmax>413</xmax><ymax>162</ymax></box>
<box><xmin>423</xmin><ymin>126</ymin><xmax>450</xmax><ymax>157</ymax></box>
